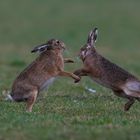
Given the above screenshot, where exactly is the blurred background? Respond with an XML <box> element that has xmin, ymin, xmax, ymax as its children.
<box><xmin>0</xmin><ymin>0</ymin><xmax>140</xmax><ymax>139</ymax></box>
<box><xmin>0</xmin><ymin>0</ymin><xmax>140</xmax><ymax>87</ymax></box>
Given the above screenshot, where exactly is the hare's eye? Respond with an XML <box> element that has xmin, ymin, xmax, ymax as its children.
<box><xmin>56</xmin><ymin>40</ymin><xmax>60</xmax><ymax>44</ymax></box>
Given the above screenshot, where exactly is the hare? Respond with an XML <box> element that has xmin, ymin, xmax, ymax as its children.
<box><xmin>10</xmin><ymin>39</ymin><xmax>80</xmax><ymax>112</ymax></box>
<box><xmin>74</xmin><ymin>28</ymin><xmax>140</xmax><ymax>111</ymax></box>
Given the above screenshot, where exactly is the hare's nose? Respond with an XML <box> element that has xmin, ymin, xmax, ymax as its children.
<box><xmin>61</xmin><ymin>44</ymin><xmax>66</xmax><ymax>50</ymax></box>
<box><xmin>62</xmin><ymin>46</ymin><xmax>66</xmax><ymax>50</ymax></box>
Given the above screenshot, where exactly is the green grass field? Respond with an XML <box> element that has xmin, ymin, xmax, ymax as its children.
<box><xmin>0</xmin><ymin>0</ymin><xmax>140</xmax><ymax>140</ymax></box>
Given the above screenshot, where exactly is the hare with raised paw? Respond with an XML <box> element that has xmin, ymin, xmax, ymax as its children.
<box><xmin>10</xmin><ymin>39</ymin><xmax>80</xmax><ymax>112</ymax></box>
<box><xmin>74</xmin><ymin>28</ymin><xmax>140</xmax><ymax>111</ymax></box>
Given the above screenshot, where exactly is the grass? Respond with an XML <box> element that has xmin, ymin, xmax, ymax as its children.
<box><xmin>0</xmin><ymin>0</ymin><xmax>140</xmax><ymax>140</ymax></box>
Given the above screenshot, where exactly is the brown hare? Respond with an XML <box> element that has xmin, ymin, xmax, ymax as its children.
<box><xmin>9</xmin><ymin>39</ymin><xmax>80</xmax><ymax>112</ymax></box>
<box><xmin>74</xmin><ymin>28</ymin><xmax>140</xmax><ymax>111</ymax></box>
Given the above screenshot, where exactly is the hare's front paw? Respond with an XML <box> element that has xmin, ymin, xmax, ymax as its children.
<box><xmin>64</xmin><ymin>58</ymin><xmax>74</xmax><ymax>63</ymax></box>
<box><xmin>67</xmin><ymin>59</ymin><xmax>74</xmax><ymax>63</ymax></box>
<box><xmin>73</xmin><ymin>70</ymin><xmax>80</xmax><ymax>76</ymax></box>
<box><xmin>74</xmin><ymin>76</ymin><xmax>81</xmax><ymax>83</ymax></box>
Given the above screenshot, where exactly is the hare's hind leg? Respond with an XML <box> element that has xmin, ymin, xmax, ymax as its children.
<box><xmin>26</xmin><ymin>90</ymin><xmax>38</xmax><ymax>112</ymax></box>
<box><xmin>124</xmin><ymin>98</ymin><xmax>135</xmax><ymax>111</ymax></box>
<box><xmin>114</xmin><ymin>91</ymin><xmax>135</xmax><ymax>111</ymax></box>
<box><xmin>136</xmin><ymin>98</ymin><xmax>140</xmax><ymax>101</ymax></box>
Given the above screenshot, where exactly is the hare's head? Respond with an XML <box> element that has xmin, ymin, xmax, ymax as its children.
<box><xmin>79</xmin><ymin>27</ymin><xmax>98</xmax><ymax>61</ymax></box>
<box><xmin>31</xmin><ymin>39</ymin><xmax>65</xmax><ymax>53</ymax></box>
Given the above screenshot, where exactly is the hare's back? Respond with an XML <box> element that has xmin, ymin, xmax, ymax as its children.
<box><xmin>100</xmin><ymin>57</ymin><xmax>136</xmax><ymax>83</ymax></box>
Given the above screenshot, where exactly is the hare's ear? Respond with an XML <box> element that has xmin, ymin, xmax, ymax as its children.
<box><xmin>31</xmin><ymin>43</ymin><xmax>50</xmax><ymax>53</ymax></box>
<box><xmin>93</xmin><ymin>27</ymin><xmax>98</xmax><ymax>43</ymax></box>
<box><xmin>87</xmin><ymin>27</ymin><xmax>98</xmax><ymax>47</ymax></box>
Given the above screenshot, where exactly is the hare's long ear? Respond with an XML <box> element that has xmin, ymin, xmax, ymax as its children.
<box><xmin>87</xmin><ymin>27</ymin><xmax>98</xmax><ymax>47</ymax></box>
<box><xmin>93</xmin><ymin>27</ymin><xmax>98</xmax><ymax>43</ymax></box>
<box><xmin>31</xmin><ymin>43</ymin><xmax>50</xmax><ymax>53</ymax></box>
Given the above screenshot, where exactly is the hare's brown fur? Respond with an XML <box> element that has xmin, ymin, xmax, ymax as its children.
<box><xmin>11</xmin><ymin>39</ymin><xmax>80</xmax><ymax>112</ymax></box>
<box><xmin>74</xmin><ymin>28</ymin><xmax>140</xmax><ymax>111</ymax></box>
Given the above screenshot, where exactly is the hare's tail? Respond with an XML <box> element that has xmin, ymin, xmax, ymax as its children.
<box><xmin>123</xmin><ymin>81</ymin><xmax>140</xmax><ymax>98</ymax></box>
<box><xmin>126</xmin><ymin>81</ymin><xmax>140</xmax><ymax>92</ymax></box>
<box><xmin>2</xmin><ymin>90</ymin><xmax>13</xmax><ymax>101</ymax></box>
